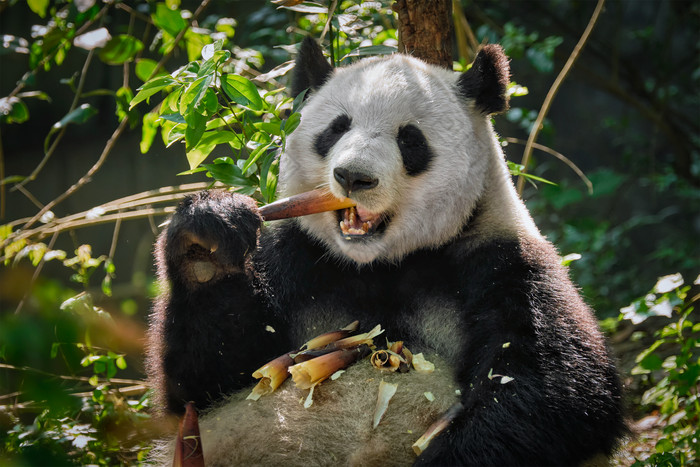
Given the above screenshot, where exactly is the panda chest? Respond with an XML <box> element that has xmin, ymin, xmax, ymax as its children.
<box><xmin>288</xmin><ymin>271</ymin><xmax>465</xmax><ymax>364</ymax></box>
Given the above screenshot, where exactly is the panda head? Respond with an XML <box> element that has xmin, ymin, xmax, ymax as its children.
<box><xmin>280</xmin><ymin>37</ymin><xmax>511</xmax><ymax>265</ymax></box>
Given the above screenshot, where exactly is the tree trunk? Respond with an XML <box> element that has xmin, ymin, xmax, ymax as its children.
<box><xmin>392</xmin><ymin>0</ymin><xmax>453</xmax><ymax>68</ymax></box>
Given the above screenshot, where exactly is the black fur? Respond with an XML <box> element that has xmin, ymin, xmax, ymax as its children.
<box><xmin>291</xmin><ymin>36</ymin><xmax>334</xmax><ymax>98</ymax></box>
<box><xmin>148</xmin><ymin>190</ymin><xmax>626</xmax><ymax>463</ymax></box>
<box><xmin>458</xmin><ymin>44</ymin><xmax>511</xmax><ymax>114</ymax></box>
<box><xmin>397</xmin><ymin>124</ymin><xmax>434</xmax><ymax>176</ymax></box>
<box><xmin>147</xmin><ymin>191</ymin><xmax>289</xmax><ymax>414</ymax></box>
<box><xmin>313</xmin><ymin>114</ymin><xmax>352</xmax><ymax>158</ymax></box>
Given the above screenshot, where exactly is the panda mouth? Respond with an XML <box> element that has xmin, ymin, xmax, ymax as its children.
<box><xmin>338</xmin><ymin>206</ymin><xmax>387</xmax><ymax>239</ymax></box>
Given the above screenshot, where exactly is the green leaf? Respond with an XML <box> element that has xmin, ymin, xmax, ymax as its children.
<box><xmin>152</xmin><ymin>3</ymin><xmax>187</xmax><ymax>37</ymax></box>
<box><xmin>98</xmin><ymin>35</ymin><xmax>143</xmax><ymax>65</ymax></box>
<box><xmin>135</xmin><ymin>58</ymin><xmax>164</xmax><ymax>82</ymax></box>
<box><xmin>27</xmin><ymin>0</ymin><xmax>49</xmax><ymax>17</ymax></box>
<box><xmin>180</xmin><ymin>75</ymin><xmax>214</xmax><ymax>123</ymax></box>
<box><xmin>0</xmin><ymin>97</ymin><xmax>29</xmax><ymax>124</ymax></box>
<box><xmin>159</xmin><ymin>113</ymin><xmax>186</xmax><ymax>124</ymax></box>
<box><xmin>184</xmin><ymin>111</ymin><xmax>207</xmax><ymax>150</ymax></box>
<box><xmin>116</xmin><ymin>355</ymin><xmax>127</xmax><ymax>370</ymax></box>
<box><xmin>140</xmin><ymin>112</ymin><xmax>160</xmax><ymax>153</ymax></box>
<box><xmin>260</xmin><ymin>151</ymin><xmax>279</xmax><ymax>203</ymax></box>
<box><xmin>203</xmin><ymin>161</ymin><xmax>251</xmax><ymax>186</ymax></box>
<box><xmin>115</xmin><ymin>86</ymin><xmax>138</xmax><ymax>126</ymax></box>
<box><xmin>284</xmin><ymin>112</ymin><xmax>302</xmax><ymax>134</ymax></box>
<box><xmin>185</xmin><ymin>131</ymin><xmax>241</xmax><ymax>169</ymax></box>
<box><xmin>655</xmin><ymin>438</ymin><xmax>674</xmax><ymax>453</ymax></box>
<box><xmin>44</xmin><ymin>104</ymin><xmax>98</xmax><ymax>153</ymax></box>
<box><xmin>638</xmin><ymin>352</ymin><xmax>663</xmax><ymax>371</ymax></box>
<box><xmin>130</xmin><ymin>75</ymin><xmax>178</xmax><ymax>109</ymax></box>
<box><xmin>241</xmin><ymin>142</ymin><xmax>272</xmax><ymax>173</ymax></box>
<box><xmin>221</xmin><ymin>74</ymin><xmax>263</xmax><ymax>111</ymax></box>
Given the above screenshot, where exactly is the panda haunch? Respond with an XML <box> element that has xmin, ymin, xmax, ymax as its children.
<box><xmin>147</xmin><ymin>38</ymin><xmax>626</xmax><ymax>465</ymax></box>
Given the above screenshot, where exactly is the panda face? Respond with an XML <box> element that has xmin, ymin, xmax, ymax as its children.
<box><xmin>280</xmin><ymin>55</ymin><xmax>498</xmax><ymax>265</ymax></box>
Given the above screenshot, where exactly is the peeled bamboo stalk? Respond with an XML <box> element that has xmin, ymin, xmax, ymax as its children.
<box><xmin>412</xmin><ymin>402</ymin><xmax>464</xmax><ymax>456</ymax></box>
<box><xmin>247</xmin><ymin>353</ymin><xmax>295</xmax><ymax>401</ymax></box>
<box><xmin>299</xmin><ymin>320</ymin><xmax>359</xmax><ymax>351</ymax></box>
<box><xmin>289</xmin><ymin>345</ymin><xmax>371</xmax><ymax>389</ymax></box>
<box><xmin>259</xmin><ymin>189</ymin><xmax>356</xmax><ymax>221</ymax></box>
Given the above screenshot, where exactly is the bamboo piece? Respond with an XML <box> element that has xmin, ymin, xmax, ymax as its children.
<box><xmin>259</xmin><ymin>189</ymin><xmax>355</xmax><ymax>221</ymax></box>
<box><xmin>412</xmin><ymin>403</ymin><xmax>464</xmax><ymax>455</ymax></box>
<box><xmin>289</xmin><ymin>345</ymin><xmax>371</xmax><ymax>389</ymax></box>
<box><xmin>173</xmin><ymin>402</ymin><xmax>205</xmax><ymax>467</ymax></box>
<box><xmin>247</xmin><ymin>353</ymin><xmax>295</xmax><ymax>401</ymax></box>
<box><xmin>299</xmin><ymin>321</ymin><xmax>359</xmax><ymax>351</ymax></box>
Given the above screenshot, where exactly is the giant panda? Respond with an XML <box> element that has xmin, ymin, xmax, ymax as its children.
<box><xmin>147</xmin><ymin>37</ymin><xmax>627</xmax><ymax>466</ymax></box>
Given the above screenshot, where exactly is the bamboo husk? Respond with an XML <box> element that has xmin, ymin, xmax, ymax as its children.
<box><xmin>173</xmin><ymin>402</ymin><xmax>205</xmax><ymax>467</ymax></box>
<box><xmin>289</xmin><ymin>345</ymin><xmax>371</xmax><ymax>389</ymax></box>
<box><xmin>372</xmin><ymin>381</ymin><xmax>398</xmax><ymax>429</ymax></box>
<box><xmin>259</xmin><ymin>189</ymin><xmax>356</xmax><ymax>221</ymax></box>
<box><xmin>412</xmin><ymin>402</ymin><xmax>464</xmax><ymax>455</ymax></box>
<box><xmin>247</xmin><ymin>353</ymin><xmax>295</xmax><ymax>401</ymax></box>
<box><xmin>372</xmin><ymin>341</ymin><xmax>413</xmax><ymax>372</ymax></box>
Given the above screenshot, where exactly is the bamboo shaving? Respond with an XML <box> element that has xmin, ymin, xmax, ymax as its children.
<box><xmin>412</xmin><ymin>353</ymin><xmax>435</xmax><ymax>373</ymax></box>
<box><xmin>372</xmin><ymin>381</ymin><xmax>398</xmax><ymax>429</ymax></box>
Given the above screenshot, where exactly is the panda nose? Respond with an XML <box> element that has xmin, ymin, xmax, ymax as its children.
<box><xmin>333</xmin><ymin>168</ymin><xmax>378</xmax><ymax>194</ymax></box>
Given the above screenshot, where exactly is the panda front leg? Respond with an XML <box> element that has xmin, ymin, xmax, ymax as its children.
<box><xmin>148</xmin><ymin>190</ymin><xmax>286</xmax><ymax>414</ymax></box>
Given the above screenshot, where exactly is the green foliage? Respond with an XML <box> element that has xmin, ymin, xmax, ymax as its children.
<box><xmin>621</xmin><ymin>274</ymin><xmax>700</xmax><ymax>466</ymax></box>
<box><xmin>1</xmin><ymin>282</ymin><xmax>152</xmax><ymax>466</ymax></box>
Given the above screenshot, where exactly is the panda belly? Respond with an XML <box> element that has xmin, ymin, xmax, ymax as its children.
<box><xmin>149</xmin><ymin>299</ymin><xmax>464</xmax><ymax>466</ymax></box>
<box><xmin>183</xmin><ymin>356</ymin><xmax>458</xmax><ymax>467</ymax></box>
<box><xmin>287</xmin><ymin>294</ymin><xmax>465</xmax><ymax>366</ymax></box>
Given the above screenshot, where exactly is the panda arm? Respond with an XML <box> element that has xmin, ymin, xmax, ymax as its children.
<box><xmin>147</xmin><ymin>191</ymin><xmax>289</xmax><ymax>414</ymax></box>
<box><xmin>417</xmin><ymin>240</ymin><xmax>625</xmax><ymax>466</ymax></box>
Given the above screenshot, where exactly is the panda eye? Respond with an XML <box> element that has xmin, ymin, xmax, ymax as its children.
<box><xmin>330</xmin><ymin>115</ymin><xmax>352</xmax><ymax>134</ymax></box>
<box><xmin>397</xmin><ymin>124</ymin><xmax>433</xmax><ymax>176</ymax></box>
<box><xmin>398</xmin><ymin>125</ymin><xmax>427</xmax><ymax>149</ymax></box>
<box><xmin>314</xmin><ymin>114</ymin><xmax>352</xmax><ymax>158</ymax></box>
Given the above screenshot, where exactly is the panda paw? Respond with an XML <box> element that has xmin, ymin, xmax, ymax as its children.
<box><xmin>161</xmin><ymin>190</ymin><xmax>262</xmax><ymax>287</ymax></box>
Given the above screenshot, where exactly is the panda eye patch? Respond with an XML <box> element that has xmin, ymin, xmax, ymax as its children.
<box><xmin>314</xmin><ymin>114</ymin><xmax>352</xmax><ymax>158</ymax></box>
<box><xmin>397</xmin><ymin>124</ymin><xmax>433</xmax><ymax>176</ymax></box>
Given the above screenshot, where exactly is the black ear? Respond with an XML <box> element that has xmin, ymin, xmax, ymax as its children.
<box><xmin>457</xmin><ymin>44</ymin><xmax>510</xmax><ymax>115</ymax></box>
<box><xmin>291</xmin><ymin>37</ymin><xmax>334</xmax><ymax>98</ymax></box>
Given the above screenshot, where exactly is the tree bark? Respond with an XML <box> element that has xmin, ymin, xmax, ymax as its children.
<box><xmin>392</xmin><ymin>0</ymin><xmax>453</xmax><ymax>69</ymax></box>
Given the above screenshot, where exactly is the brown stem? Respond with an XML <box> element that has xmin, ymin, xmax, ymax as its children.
<box><xmin>516</xmin><ymin>0</ymin><xmax>606</xmax><ymax>195</ymax></box>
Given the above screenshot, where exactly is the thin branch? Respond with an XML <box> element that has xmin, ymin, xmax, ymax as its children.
<box><xmin>108</xmin><ymin>218</ymin><xmax>122</xmax><ymax>261</ymax></box>
<box><xmin>14</xmin><ymin>185</ymin><xmax>44</xmax><ymax>209</ymax></box>
<box><xmin>516</xmin><ymin>0</ymin><xmax>606</xmax><ymax>195</ymax></box>
<box><xmin>19</xmin><ymin>117</ymin><xmax>131</xmax><ymax>233</ymax></box>
<box><xmin>13</xmin><ymin>207</ymin><xmax>175</xmax><ymax>247</ymax></box>
<box><xmin>504</xmin><ymin>137</ymin><xmax>592</xmax><ymax>194</ymax></box>
<box><xmin>12</xmin><ymin>48</ymin><xmax>97</xmax><ymax>192</ymax></box>
<box><xmin>0</xmin><ymin>362</ymin><xmax>144</xmax><ymax>386</ymax></box>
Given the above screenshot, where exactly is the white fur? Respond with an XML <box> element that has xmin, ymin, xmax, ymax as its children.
<box><xmin>280</xmin><ymin>54</ymin><xmax>541</xmax><ymax>265</ymax></box>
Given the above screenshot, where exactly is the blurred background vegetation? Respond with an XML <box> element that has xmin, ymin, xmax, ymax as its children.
<box><xmin>0</xmin><ymin>0</ymin><xmax>698</xmax><ymax>465</ymax></box>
